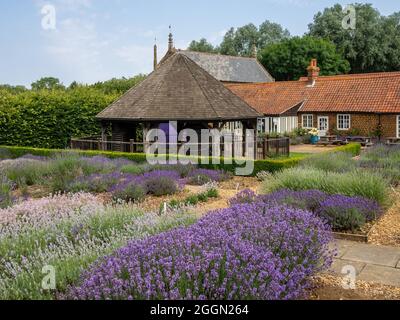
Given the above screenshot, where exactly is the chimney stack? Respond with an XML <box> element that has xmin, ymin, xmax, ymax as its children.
<box><xmin>251</xmin><ymin>42</ymin><xmax>257</xmax><ymax>59</ymax></box>
<box><xmin>307</xmin><ymin>59</ymin><xmax>320</xmax><ymax>84</ymax></box>
<box><xmin>153</xmin><ymin>40</ymin><xmax>158</xmax><ymax>71</ymax></box>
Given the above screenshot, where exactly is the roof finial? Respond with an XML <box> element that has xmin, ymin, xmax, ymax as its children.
<box><xmin>153</xmin><ymin>37</ymin><xmax>158</xmax><ymax>71</ymax></box>
<box><xmin>168</xmin><ymin>25</ymin><xmax>174</xmax><ymax>52</ymax></box>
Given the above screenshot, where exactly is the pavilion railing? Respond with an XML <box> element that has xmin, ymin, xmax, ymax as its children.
<box><xmin>70</xmin><ymin>136</ymin><xmax>290</xmax><ymax>160</ymax></box>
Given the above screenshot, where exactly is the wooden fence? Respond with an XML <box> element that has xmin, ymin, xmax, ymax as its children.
<box><xmin>70</xmin><ymin>136</ymin><xmax>290</xmax><ymax>160</ymax></box>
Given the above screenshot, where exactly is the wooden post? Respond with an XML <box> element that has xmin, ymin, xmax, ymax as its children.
<box><xmin>130</xmin><ymin>139</ymin><xmax>135</xmax><ymax>153</ymax></box>
<box><xmin>101</xmin><ymin>122</ymin><xmax>107</xmax><ymax>151</ymax></box>
<box><xmin>263</xmin><ymin>138</ymin><xmax>267</xmax><ymax>160</ymax></box>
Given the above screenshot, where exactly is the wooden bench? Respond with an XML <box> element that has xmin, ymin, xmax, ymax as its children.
<box><xmin>317</xmin><ymin>136</ymin><xmax>348</xmax><ymax>146</ymax></box>
<box><xmin>347</xmin><ymin>136</ymin><xmax>373</xmax><ymax>147</ymax></box>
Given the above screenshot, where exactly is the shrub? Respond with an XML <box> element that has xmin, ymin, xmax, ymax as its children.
<box><xmin>0</xmin><ymin>193</ymin><xmax>195</xmax><ymax>299</ymax></box>
<box><xmin>0</xmin><ymin>143</ymin><xmax>360</xmax><ymax>176</ymax></box>
<box><xmin>187</xmin><ymin>168</ymin><xmax>231</xmax><ymax>185</ymax></box>
<box><xmin>0</xmin><ymin>158</ymin><xmax>51</xmax><ymax>187</ymax></box>
<box><xmin>112</xmin><ymin>183</ymin><xmax>146</xmax><ymax>203</ymax></box>
<box><xmin>228</xmin><ymin>189</ymin><xmax>258</xmax><ymax>206</ymax></box>
<box><xmin>0</xmin><ymin>148</ymin><xmax>11</xmax><ymax>160</ymax></box>
<box><xmin>64</xmin><ymin>202</ymin><xmax>333</xmax><ymax>300</ymax></box>
<box><xmin>262</xmin><ymin>168</ymin><xmax>389</xmax><ymax>205</ymax></box>
<box><xmin>0</xmin><ymin>176</ymin><xmax>14</xmax><ymax>208</ymax></box>
<box><xmin>300</xmin><ymin>152</ymin><xmax>356</xmax><ymax>173</ymax></box>
<box><xmin>359</xmin><ymin>145</ymin><xmax>400</xmax><ymax>186</ymax></box>
<box><xmin>139</xmin><ymin>170</ymin><xmax>182</xmax><ymax>196</ymax></box>
<box><xmin>316</xmin><ymin>195</ymin><xmax>382</xmax><ymax>231</ymax></box>
<box><xmin>257</xmin><ymin>189</ymin><xmax>381</xmax><ymax>232</ymax></box>
<box><xmin>120</xmin><ymin>163</ymin><xmax>149</xmax><ymax>175</ymax></box>
<box><xmin>259</xmin><ymin>189</ymin><xmax>328</xmax><ymax>213</ymax></box>
<box><xmin>68</xmin><ymin>172</ymin><xmax>123</xmax><ymax>193</ymax></box>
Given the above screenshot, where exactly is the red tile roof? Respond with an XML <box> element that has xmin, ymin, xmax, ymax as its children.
<box><xmin>226</xmin><ymin>71</ymin><xmax>400</xmax><ymax>115</ymax></box>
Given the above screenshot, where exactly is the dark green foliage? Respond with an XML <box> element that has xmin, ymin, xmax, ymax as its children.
<box><xmin>259</xmin><ymin>36</ymin><xmax>350</xmax><ymax>81</ymax></box>
<box><xmin>188</xmin><ymin>39</ymin><xmax>217</xmax><ymax>53</ymax></box>
<box><xmin>31</xmin><ymin>77</ymin><xmax>65</xmax><ymax>91</ymax></box>
<box><xmin>112</xmin><ymin>184</ymin><xmax>146</xmax><ymax>203</ymax></box>
<box><xmin>167</xmin><ymin>188</ymin><xmax>219</xmax><ymax>209</ymax></box>
<box><xmin>189</xmin><ymin>20</ymin><xmax>290</xmax><ymax>57</ymax></box>
<box><xmin>308</xmin><ymin>3</ymin><xmax>400</xmax><ymax>73</ymax></box>
<box><xmin>0</xmin><ymin>88</ymin><xmax>118</xmax><ymax>149</ymax></box>
<box><xmin>0</xmin><ymin>75</ymin><xmax>145</xmax><ymax>149</ymax></box>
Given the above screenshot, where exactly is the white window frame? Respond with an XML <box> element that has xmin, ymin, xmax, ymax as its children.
<box><xmin>302</xmin><ymin>114</ymin><xmax>313</xmax><ymax>129</ymax></box>
<box><xmin>397</xmin><ymin>115</ymin><xmax>400</xmax><ymax>138</ymax></box>
<box><xmin>337</xmin><ymin>114</ymin><xmax>351</xmax><ymax>131</ymax></box>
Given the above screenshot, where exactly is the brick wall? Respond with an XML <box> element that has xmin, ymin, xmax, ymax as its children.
<box><xmin>298</xmin><ymin>113</ymin><xmax>400</xmax><ymax>138</ymax></box>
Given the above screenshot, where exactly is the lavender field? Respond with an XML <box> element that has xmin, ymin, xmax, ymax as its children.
<box><xmin>0</xmin><ymin>146</ymin><xmax>396</xmax><ymax>300</ymax></box>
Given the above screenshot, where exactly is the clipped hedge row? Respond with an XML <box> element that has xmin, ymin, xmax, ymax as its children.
<box><xmin>0</xmin><ymin>143</ymin><xmax>361</xmax><ymax>176</ymax></box>
<box><xmin>0</xmin><ymin>88</ymin><xmax>118</xmax><ymax>149</ymax></box>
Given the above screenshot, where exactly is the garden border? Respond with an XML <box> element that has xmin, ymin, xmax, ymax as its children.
<box><xmin>0</xmin><ymin>143</ymin><xmax>361</xmax><ymax>176</ymax></box>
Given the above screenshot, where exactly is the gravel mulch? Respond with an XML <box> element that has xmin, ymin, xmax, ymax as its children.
<box><xmin>309</xmin><ymin>274</ymin><xmax>400</xmax><ymax>300</ymax></box>
<box><xmin>369</xmin><ymin>188</ymin><xmax>400</xmax><ymax>247</ymax></box>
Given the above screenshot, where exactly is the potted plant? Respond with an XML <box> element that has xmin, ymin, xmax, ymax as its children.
<box><xmin>309</xmin><ymin>128</ymin><xmax>320</xmax><ymax>144</ymax></box>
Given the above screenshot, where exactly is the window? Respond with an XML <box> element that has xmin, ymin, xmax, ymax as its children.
<box><xmin>337</xmin><ymin>114</ymin><xmax>351</xmax><ymax>130</ymax></box>
<box><xmin>397</xmin><ymin>115</ymin><xmax>400</xmax><ymax>138</ymax></box>
<box><xmin>302</xmin><ymin>114</ymin><xmax>313</xmax><ymax>129</ymax></box>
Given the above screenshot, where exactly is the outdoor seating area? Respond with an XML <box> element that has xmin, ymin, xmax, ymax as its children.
<box><xmin>316</xmin><ymin>135</ymin><xmax>348</xmax><ymax>146</ymax></box>
<box><xmin>315</xmin><ymin>135</ymin><xmax>375</xmax><ymax>147</ymax></box>
<box><xmin>386</xmin><ymin>137</ymin><xmax>400</xmax><ymax>145</ymax></box>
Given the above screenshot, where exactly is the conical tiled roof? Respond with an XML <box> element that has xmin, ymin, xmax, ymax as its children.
<box><xmin>96</xmin><ymin>52</ymin><xmax>262</xmax><ymax>121</ymax></box>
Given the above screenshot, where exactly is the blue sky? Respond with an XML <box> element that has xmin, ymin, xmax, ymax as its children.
<box><xmin>0</xmin><ymin>0</ymin><xmax>399</xmax><ymax>87</ymax></box>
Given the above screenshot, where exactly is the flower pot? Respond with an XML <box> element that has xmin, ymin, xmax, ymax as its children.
<box><xmin>310</xmin><ymin>136</ymin><xmax>319</xmax><ymax>145</ymax></box>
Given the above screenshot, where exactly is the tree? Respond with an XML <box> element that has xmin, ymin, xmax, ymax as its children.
<box><xmin>31</xmin><ymin>77</ymin><xmax>65</xmax><ymax>90</ymax></box>
<box><xmin>0</xmin><ymin>84</ymin><xmax>27</xmax><ymax>94</ymax></box>
<box><xmin>258</xmin><ymin>20</ymin><xmax>291</xmax><ymax>48</ymax></box>
<box><xmin>259</xmin><ymin>36</ymin><xmax>350</xmax><ymax>81</ymax></box>
<box><xmin>190</xmin><ymin>20</ymin><xmax>291</xmax><ymax>57</ymax></box>
<box><xmin>188</xmin><ymin>38</ymin><xmax>216</xmax><ymax>53</ymax></box>
<box><xmin>308</xmin><ymin>3</ymin><xmax>400</xmax><ymax>73</ymax></box>
<box><xmin>219</xmin><ymin>28</ymin><xmax>237</xmax><ymax>56</ymax></box>
<box><xmin>90</xmin><ymin>75</ymin><xmax>146</xmax><ymax>94</ymax></box>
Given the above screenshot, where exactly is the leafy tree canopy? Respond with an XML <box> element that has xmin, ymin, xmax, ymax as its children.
<box><xmin>188</xmin><ymin>38</ymin><xmax>217</xmax><ymax>53</ymax></box>
<box><xmin>31</xmin><ymin>77</ymin><xmax>65</xmax><ymax>91</ymax></box>
<box><xmin>259</xmin><ymin>36</ymin><xmax>350</xmax><ymax>81</ymax></box>
<box><xmin>308</xmin><ymin>3</ymin><xmax>400</xmax><ymax>73</ymax></box>
<box><xmin>0</xmin><ymin>84</ymin><xmax>27</xmax><ymax>94</ymax></box>
<box><xmin>189</xmin><ymin>20</ymin><xmax>290</xmax><ymax>56</ymax></box>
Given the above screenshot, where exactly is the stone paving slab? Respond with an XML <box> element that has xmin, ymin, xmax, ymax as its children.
<box><xmin>328</xmin><ymin>259</ymin><xmax>366</xmax><ymax>275</ymax></box>
<box><xmin>341</xmin><ymin>243</ymin><xmax>400</xmax><ymax>268</ymax></box>
<box><xmin>330</xmin><ymin>240</ymin><xmax>356</xmax><ymax>259</ymax></box>
<box><xmin>358</xmin><ymin>265</ymin><xmax>400</xmax><ymax>287</ymax></box>
<box><xmin>330</xmin><ymin>240</ymin><xmax>400</xmax><ymax>287</ymax></box>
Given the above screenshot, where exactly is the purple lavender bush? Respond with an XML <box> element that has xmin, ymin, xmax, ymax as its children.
<box><xmin>187</xmin><ymin>168</ymin><xmax>231</xmax><ymax>185</ymax></box>
<box><xmin>258</xmin><ymin>189</ymin><xmax>328</xmax><ymax>213</ymax></box>
<box><xmin>137</xmin><ymin>170</ymin><xmax>183</xmax><ymax>196</ymax></box>
<box><xmin>111</xmin><ymin>170</ymin><xmax>184</xmax><ymax>200</ymax></box>
<box><xmin>228</xmin><ymin>189</ymin><xmax>258</xmax><ymax>206</ymax></box>
<box><xmin>64</xmin><ymin>203</ymin><xmax>333</xmax><ymax>300</ymax></box>
<box><xmin>316</xmin><ymin>195</ymin><xmax>382</xmax><ymax>231</ymax></box>
<box><xmin>255</xmin><ymin>189</ymin><xmax>381</xmax><ymax>232</ymax></box>
<box><xmin>68</xmin><ymin>172</ymin><xmax>125</xmax><ymax>193</ymax></box>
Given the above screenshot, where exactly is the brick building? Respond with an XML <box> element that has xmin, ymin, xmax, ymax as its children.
<box><xmin>227</xmin><ymin>60</ymin><xmax>400</xmax><ymax>139</ymax></box>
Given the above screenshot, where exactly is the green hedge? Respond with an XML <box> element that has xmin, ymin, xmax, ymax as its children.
<box><xmin>327</xmin><ymin>143</ymin><xmax>361</xmax><ymax>157</ymax></box>
<box><xmin>0</xmin><ymin>143</ymin><xmax>361</xmax><ymax>176</ymax></box>
<box><xmin>0</xmin><ymin>88</ymin><xmax>118</xmax><ymax>149</ymax></box>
